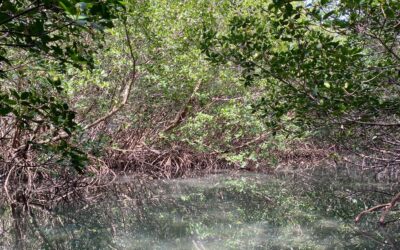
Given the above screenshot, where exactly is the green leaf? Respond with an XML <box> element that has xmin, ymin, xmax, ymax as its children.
<box><xmin>324</xmin><ymin>82</ymin><xmax>331</xmax><ymax>88</ymax></box>
<box><xmin>20</xmin><ymin>92</ymin><xmax>30</xmax><ymax>100</ymax></box>
<box><xmin>323</xmin><ymin>11</ymin><xmax>335</xmax><ymax>20</ymax></box>
<box><xmin>321</xmin><ymin>0</ymin><xmax>330</xmax><ymax>5</ymax></box>
<box><xmin>0</xmin><ymin>105</ymin><xmax>13</xmax><ymax>115</ymax></box>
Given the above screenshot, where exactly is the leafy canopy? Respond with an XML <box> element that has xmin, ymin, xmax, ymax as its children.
<box><xmin>0</xmin><ymin>0</ymin><xmax>123</xmax><ymax>171</ymax></box>
<box><xmin>201</xmin><ymin>0</ymin><xmax>400</xmax><ymax>129</ymax></box>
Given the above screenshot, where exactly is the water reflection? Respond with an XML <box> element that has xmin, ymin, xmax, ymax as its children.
<box><xmin>1</xmin><ymin>169</ymin><xmax>399</xmax><ymax>249</ymax></box>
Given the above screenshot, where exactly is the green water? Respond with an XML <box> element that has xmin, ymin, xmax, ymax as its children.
<box><xmin>1</xmin><ymin>169</ymin><xmax>399</xmax><ymax>249</ymax></box>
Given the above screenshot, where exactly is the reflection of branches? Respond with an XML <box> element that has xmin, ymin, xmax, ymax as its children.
<box><xmin>28</xmin><ymin>209</ymin><xmax>55</xmax><ymax>249</ymax></box>
<box><xmin>353</xmin><ymin>227</ymin><xmax>391</xmax><ymax>247</ymax></box>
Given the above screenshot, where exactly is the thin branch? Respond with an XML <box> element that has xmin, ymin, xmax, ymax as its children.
<box><xmin>0</xmin><ymin>43</ymin><xmax>35</xmax><ymax>48</ymax></box>
<box><xmin>366</xmin><ymin>32</ymin><xmax>400</xmax><ymax>62</ymax></box>
<box><xmin>83</xmin><ymin>19</ymin><xmax>136</xmax><ymax>130</ymax></box>
<box><xmin>162</xmin><ymin>80</ymin><xmax>202</xmax><ymax>133</ymax></box>
<box><xmin>0</xmin><ymin>3</ymin><xmax>43</xmax><ymax>26</ymax></box>
<box><xmin>344</xmin><ymin>118</ymin><xmax>400</xmax><ymax>127</ymax></box>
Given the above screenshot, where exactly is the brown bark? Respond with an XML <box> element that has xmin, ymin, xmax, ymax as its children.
<box><xmin>162</xmin><ymin>80</ymin><xmax>202</xmax><ymax>133</ymax></box>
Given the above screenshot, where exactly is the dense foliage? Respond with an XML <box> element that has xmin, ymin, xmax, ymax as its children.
<box><xmin>0</xmin><ymin>0</ymin><xmax>399</xmax><ymax>229</ymax></box>
<box><xmin>0</xmin><ymin>0</ymin><xmax>124</xmax><ymax>171</ymax></box>
<box><xmin>202</xmin><ymin>0</ymin><xmax>399</xmax><ymax>129</ymax></box>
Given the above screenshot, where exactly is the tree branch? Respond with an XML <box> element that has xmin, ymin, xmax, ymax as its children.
<box><xmin>0</xmin><ymin>3</ymin><xmax>43</xmax><ymax>26</ymax></box>
<box><xmin>162</xmin><ymin>80</ymin><xmax>202</xmax><ymax>133</ymax></box>
<box><xmin>83</xmin><ymin>19</ymin><xmax>136</xmax><ymax>130</ymax></box>
<box><xmin>345</xmin><ymin>119</ymin><xmax>400</xmax><ymax>127</ymax></box>
<box><xmin>355</xmin><ymin>192</ymin><xmax>400</xmax><ymax>225</ymax></box>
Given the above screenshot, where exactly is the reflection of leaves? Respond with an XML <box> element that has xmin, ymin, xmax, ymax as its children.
<box><xmin>3</xmin><ymin>173</ymin><xmax>396</xmax><ymax>249</ymax></box>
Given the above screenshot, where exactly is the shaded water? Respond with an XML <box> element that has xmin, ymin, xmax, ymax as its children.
<box><xmin>1</xmin><ymin>169</ymin><xmax>399</xmax><ymax>249</ymax></box>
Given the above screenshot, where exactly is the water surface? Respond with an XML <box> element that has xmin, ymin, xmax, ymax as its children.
<box><xmin>1</xmin><ymin>169</ymin><xmax>399</xmax><ymax>249</ymax></box>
